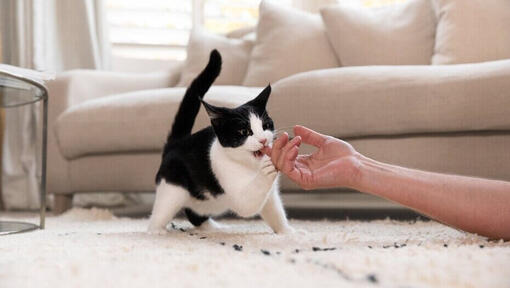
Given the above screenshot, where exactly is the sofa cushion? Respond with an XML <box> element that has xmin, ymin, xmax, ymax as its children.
<box><xmin>55</xmin><ymin>86</ymin><xmax>263</xmax><ymax>159</ymax></box>
<box><xmin>432</xmin><ymin>0</ymin><xmax>510</xmax><ymax>65</ymax></box>
<box><xmin>268</xmin><ymin>59</ymin><xmax>510</xmax><ymax>139</ymax></box>
<box><xmin>56</xmin><ymin>60</ymin><xmax>510</xmax><ymax>160</ymax></box>
<box><xmin>320</xmin><ymin>0</ymin><xmax>436</xmax><ymax>66</ymax></box>
<box><xmin>243</xmin><ymin>1</ymin><xmax>339</xmax><ymax>87</ymax></box>
<box><xmin>177</xmin><ymin>29</ymin><xmax>254</xmax><ymax>86</ymax></box>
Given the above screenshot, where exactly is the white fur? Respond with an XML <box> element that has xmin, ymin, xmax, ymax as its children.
<box><xmin>148</xmin><ymin>181</ymin><xmax>189</xmax><ymax>234</ymax></box>
<box><xmin>260</xmin><ymin>186</ymin><xmax>293</xmax><ymax>234</ymax></box>
<box><xmin>148</xmin><ymin>113</ymin><xmax>293</xmax><ymax>234</ymax></box>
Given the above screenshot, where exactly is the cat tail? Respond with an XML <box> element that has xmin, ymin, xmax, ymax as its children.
<box><xmin>167</xmin><ymin>49</ymin><xmax>222</xmax><ymax>142</ymax></box>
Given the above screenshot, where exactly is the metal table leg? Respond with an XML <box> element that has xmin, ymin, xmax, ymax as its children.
<box><xmin>40</xmin><ymin>95</ymin><xmax>48</xmax><ymax>229</ymax></box>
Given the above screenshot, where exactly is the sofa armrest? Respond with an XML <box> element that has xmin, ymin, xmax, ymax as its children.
<box><xmin>57</xmin><ymin>66</ymin><xmax>182</xmax><ymax>107</ymax></box>
<box><xmin>45</xmin><ymin>65</ymin><xmax>181</xmax><ymax>194</ymax></box>
<box><xmin>270</xmin><ymin>59</ymin><xmax>510</xmax><ymax>138</ymax></box>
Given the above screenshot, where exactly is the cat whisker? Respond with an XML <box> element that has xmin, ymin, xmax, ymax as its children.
<box><xmin>273</xmin><ymin>126</ymin><xmax>295</xmax><ymax>140</ymax></box>
<box><xmin>273</xmin><ymin>126</ymin><xmax>294</xmax><ymax>133</ymax></box>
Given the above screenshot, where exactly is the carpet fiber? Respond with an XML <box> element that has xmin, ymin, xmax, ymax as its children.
<box><xmin>1</xmin><ymin>208</ymin><xmax>509</xmax><ymax>288</ymax></box>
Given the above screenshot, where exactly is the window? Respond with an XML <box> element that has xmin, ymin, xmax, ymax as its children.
<box><xmin>106</xmin><ymin>0</ymin><xmax>291</xmax><ymax>61</ymax></box>
<box><xmin>203</xmin><ymin>0</ymin><xmax>261</xmax><ymax>34</ymax></box>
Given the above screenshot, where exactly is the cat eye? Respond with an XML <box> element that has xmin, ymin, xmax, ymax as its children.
<box><xmin>263</xmin><ymin>123</ymin><xmax>271</xmax><ymax>130</ymax></box>
<box><xmin>239</xmin><ymin>128</ymin><xmax>251</xmax><ymax>136</ymax></box>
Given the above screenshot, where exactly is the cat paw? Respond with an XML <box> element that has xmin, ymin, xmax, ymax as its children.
<box><xmin>260</xmin><ymin>158</ymin><xmax>277</xmax><ymax>182</ymax></box>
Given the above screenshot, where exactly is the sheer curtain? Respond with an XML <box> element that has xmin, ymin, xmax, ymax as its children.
<box><xmin>0</xmin><ymin>0</ymin><xmax>111</xmax><ymax>210</ymax></box>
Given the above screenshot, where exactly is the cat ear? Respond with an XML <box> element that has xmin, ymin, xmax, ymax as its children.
<box><xmin>201</xmin><ymin>99</ymin><xmax>227</xmax><ymax>119</ymax></box>
<box><xmin>246</xmin><ymin>84</ymin><xmax>271</xmax><ymax>112</ymax></box>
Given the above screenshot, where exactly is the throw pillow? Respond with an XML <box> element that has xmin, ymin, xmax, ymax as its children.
<box><xmin>320</xmin><ymin>0</ymin><xmax>436</xmax><ymax>66</ymax></box>
<box><xmin>431</xmin><ymin>0</ymin><xmax>510</xmax><ymax>64</ymax></box>
<box><xmin>242</xmin><ymin>1</ymin><xmax>339</xmax><ymax>87</ymax></box>
<box><xmin>177</xmin><ymin>29</ymin><xmax>254</xmax><ymax>87</ymax></box>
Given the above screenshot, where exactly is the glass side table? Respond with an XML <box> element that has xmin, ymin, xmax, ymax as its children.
<box><xmin>0</xmin><ymin>70</ymin><xmax>48</xmax><ymax>235</ymax></box>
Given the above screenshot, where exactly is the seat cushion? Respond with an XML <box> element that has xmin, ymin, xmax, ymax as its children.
<box><xmin>56</xmin><ymin>86</ymin><xmax>263</xmax><ymax>159</ymax></box>
<box><xmin>57</xmin><ymin>60</ymin><xmax>510</xmax><ymax>160</ymax></box>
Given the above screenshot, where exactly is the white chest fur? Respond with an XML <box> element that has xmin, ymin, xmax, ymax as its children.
<box><xmin>185</xmin><ymin>139</ymin><xmax>262</xmax><ymax>216</ymax></box>
<box><xmin>209</xmin><ymin>139</ymin><xmax>260</xmax><ymax>193</ymax></box>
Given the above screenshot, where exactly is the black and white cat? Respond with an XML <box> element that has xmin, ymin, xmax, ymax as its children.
<box><xmin>148</xmin><ymin>50</ymin><xmax>293</xmax><ymax>234</ymax></box>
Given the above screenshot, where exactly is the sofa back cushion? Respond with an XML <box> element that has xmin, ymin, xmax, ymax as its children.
<box><xmin>269</xmin><ymin>59</ymin><xmax>510</xmax><ymax>140</ymax></box>
<box><xmin>432</xmin><ymin>0</ymin><xmax>510</xmax><ymax>65</ymax></box>
<box><xmin>55</xmin><ymin>86</ymin><xmax>264</xmax><ymax>159</ymax></box>
<box><xmin>177</xmin><ymin>29</ymin><xmax>254</xmax><ymax>87</ymax></box>
<box><xmin>320</xmin><ymin>0</ymin><xmax>436</xmax><ymax>66</ymax></box>
<box><xmin>242</xmin><ymin>1</ymin><xmax>339</xmax><ymax>87</ymax></box>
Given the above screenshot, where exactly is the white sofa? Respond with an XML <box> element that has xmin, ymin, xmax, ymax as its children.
<box><xmin>46</xmin><ymin>0</ymin><xmax>510</xmax><ymax>212</ymax></box>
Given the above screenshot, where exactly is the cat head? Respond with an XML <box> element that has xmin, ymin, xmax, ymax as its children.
<box><xmin>201</xmin><ymin>85</ymin><xmax>274</xmax><ymax>158</ymax></box>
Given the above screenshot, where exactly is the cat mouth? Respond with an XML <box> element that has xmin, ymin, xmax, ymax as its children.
<box><xmin>253</xmin><ymin>150</ymin><xmax>264</xmax><ymax>158</ymax></box>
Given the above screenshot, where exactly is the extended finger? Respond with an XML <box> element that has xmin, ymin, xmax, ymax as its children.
<box><xmin>281</xmin><ymin>145</ymin><xmax>299</xmax><ymax>174</ymax></box>
<box><xmin>271</xmin><ymin>132</ymin><xmax>289</xmax><ymax>167</ymax></box>
<box><xmin>277</xmin><ymin>136</ymin><xmax>302</xmax><ymax>170</ymax></box>
<box><xmin>294</xmin><ymin>125</ymin><xmax>327</xmax><ymax>148</ymax></box>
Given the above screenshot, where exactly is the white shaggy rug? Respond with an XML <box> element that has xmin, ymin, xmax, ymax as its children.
<box><xmin>1</xmin><ymin>208</ymin><xmax>509</xmax><ymax>288</ymax></box>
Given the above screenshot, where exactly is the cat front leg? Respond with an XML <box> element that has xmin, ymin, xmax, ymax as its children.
<box><xmin>148</xmin><ymin>180</ymin><xmax>189</xmax><ymax>234</ymax></box>
<box><xmin>260</xmin><ymin>187</ymin><xmax>294</xmax><ymax>234</ymax></box>
<box><xmin>229</xmin><ymin>157</ymin><xmax>278</xmax><ymax>217</ymax></box>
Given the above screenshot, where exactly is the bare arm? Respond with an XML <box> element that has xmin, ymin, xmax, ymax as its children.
<box><xmin>356</xmin><ymin>155</ymin><xmax>510</xmax><ymax>240</ymax></box>
<box><xmin>264</xmin><ymin>125</ymin><xmax>510</xmax><ymax>240</ymax></box>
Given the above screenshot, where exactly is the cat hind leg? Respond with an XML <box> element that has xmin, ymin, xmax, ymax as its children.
<box><xmin>148</xmin><ymin>180</ymin><xmax>189</xmax><ymax>234</ymax></box>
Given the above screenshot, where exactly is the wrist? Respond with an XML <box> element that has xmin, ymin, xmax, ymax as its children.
<box><xmin>347</xmin><ymin>153</ymin><xmax>378</xmax><ymax>191</ymax></box>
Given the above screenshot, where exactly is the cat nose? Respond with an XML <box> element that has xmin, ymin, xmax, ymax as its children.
<box><xmin>259</xmin><ymin>139</ymin><xmax>267</xmax><ymax>145</ymax></box>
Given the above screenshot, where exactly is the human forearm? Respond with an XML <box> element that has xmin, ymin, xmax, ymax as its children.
<box><xmin>352</xmin><ymin>155</ymin><xmax>510</xmax><ymax>240</ymax></box>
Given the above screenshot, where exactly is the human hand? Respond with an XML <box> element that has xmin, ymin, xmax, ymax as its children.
<box><xmin>262</xmin><ymin>125</ymin><xmax>363</xmax><ymax>190</ymax></box>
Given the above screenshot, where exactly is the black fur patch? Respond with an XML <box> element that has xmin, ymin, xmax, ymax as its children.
<box><xmin>156</xmin><ymin>127</ymin><xmax>225</xmax><ymax>199</ymax></box>
<box><xmin>184</xmin><ymin>208</ymin><xmax>209</xmax><ymax>227</ymax></box>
